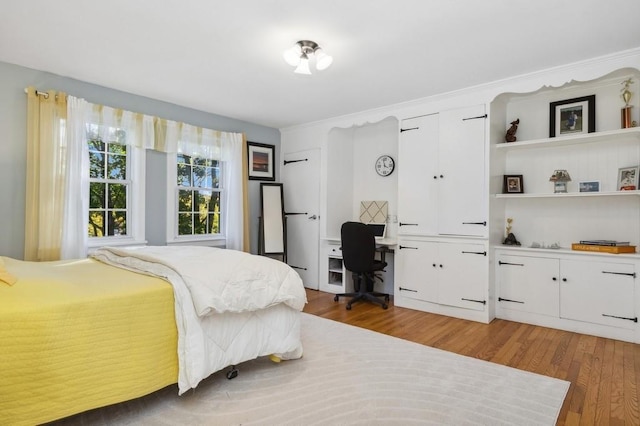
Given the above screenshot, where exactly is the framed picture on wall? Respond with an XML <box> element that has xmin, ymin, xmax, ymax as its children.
<box><xmin>549</xmin><ymin>95</ymin><xmax>596</xmax><ymax>137</ymax></box>
<box><xmin>247</xmin><ymin>141</ymin><xmax>275</xmax><ymax>181</ymax></box>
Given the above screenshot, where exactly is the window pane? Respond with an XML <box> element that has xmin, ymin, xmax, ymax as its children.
<box><xmin>178</xmin><ymin>213</ymin><xmax>192</xmax><ymax>235</ymax></box>
<box><xmin>108</xmin><ymin>184</ymin><xmax>127</xmax><ymax>209</ymax></box>
<box><xmin>210</xmin><ymin>166</ymin><xmax>220</xmax><ymax>188</ymax></box>
<box><xmin>177</xmin><ymin>163</ymin><xmax>191</xmax><ymax>186</ymax></box>
<box><xmin>88</xmin><ymin>211</ymin><xmax>105</xmax><ymax>237</ymax></box>
<box><xmin>208</xmin><ymin>213</ymin><xmax>220</xmax><ymax>234</ymax></box>
<box><xmin>193</xmin><ymin>165</ymin><xmax>208</xmax><ymax>188</ymax></box>
<box><xmin>108</xmin><ymin>142</ymin><xmax>127</xmax><ymax>155</ymax></box>
<box><xmin>195</xmin><ymin>190</ymin><xmax>210</xmax><ymax>214</ymax></box>
<box><xmin>177</xmin><ymin>153</ymin><xmax>190</xmax><ymax>164</ymax></box>
<box><xmin>178</xmin><ymin>190</ymin><xmax>192</xmax><ymax>212</ymax></box>
<box><xmin>194</xmin><ymin>212</ymin><xmax>207</xmax><ymax>234</ymax></box>
<box><xmin>90</xmin><ymin>182</ymin><xmax>105</xmax><ymax>209</ymax></box>
<box><xmin>89</xmin><ymin>151</ymin><xmax>105</xmax><ymax>178</ymax></box>
<box><xmin>109</xmin><ymin>211</ymin><xmax>127</xmax><ymax>236</ymax></box>
<box><xmin>193</xmin><ymin>157</ymin><xmax>207</xmax><ymax>167</ymax></box>
<box><xmin>209</xmin><ymin>192</ymin><xmax>220</xmax><ymax>213</ymax></box>
<box><xmin>107</xmin><ymin>153</ymin><xmax>127</xmax><ymax>180</ymax></box>
<box><xmin>88</xmin><ymin>139</ymin><xmax>105</xmax><ymax>152</ymax></box>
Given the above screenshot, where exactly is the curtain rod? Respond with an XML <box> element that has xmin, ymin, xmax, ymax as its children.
<box><xmin>23</xmin><ymin>88</ymin><xmax>50</xmax><ymax>98</ymax></box>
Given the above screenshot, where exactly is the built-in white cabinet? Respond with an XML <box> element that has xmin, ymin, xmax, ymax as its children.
<box><xmin>496</xmin><ymin>248</ymin><xmax>639</xmax><ymax>342</ymax></box>
<box><xmin>395</xmin><ymin>239</ymin><xmax>489</xmax><ymax>317</ymax></box>
<box><xmin>398</xmin><ymin>105</ymin><xmax>487</xmax><ymax>238</ymax></box>
<box><xmin>560</xmin><ymin>258</ymin><xmax>636</xmax><ymax>329</ymax></box>
<box><xmin>395</xmin><ymin>104</ymin><xmax>490</xmax><ymax>323</ymax></box>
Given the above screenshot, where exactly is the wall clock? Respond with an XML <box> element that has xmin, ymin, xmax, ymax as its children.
<box><xmin>375</xmin><ymin>155</ymin><xmax>395</xmax><ymax>177</ymax></box>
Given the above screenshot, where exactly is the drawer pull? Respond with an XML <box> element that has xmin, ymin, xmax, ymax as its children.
<box><xmin>602</xmin><ymin>271</ymin><xmax>636</xmax><ymax>278</ymax></box>
<box><xmin>398</xmin><ymin>287</ymin><xmax>418</xmax><ymax>293</ymax></box>
<box><xmin>498</xmin><ymin>297</ymin><xmax>524</xmax><ymax>304</ymax></box>
<box><xmin>461</xmin><ymin>298</ymin><xmax>486</xmax><ymax>305</ymax></box>
<box><xmin>399</xmin><ymin>245</ymin><xmax>418</xmax><ymax>250</ymax></box>
<box><xmin>399</xmin><ymin>222</ymin><xmax>419</xmax><ymax>227</ymax></box>
<box><xmin>498</xmin><ymin>261</ymin><xmax>524</xmax><ymax>266</ymax></box>
<box><xmin>289</xmin><ymin>265</ymin><xmax>307</xmax><ymax>271</ymax></box>
<box><xmin>602</xmin><ymin>314</ymin><xmax>638</xmax><ymax>322</ymax></box>
<box><xmin>462</xmin><ymin>221</ymin><xmax>487</xmax><ymax>226</ymax></box>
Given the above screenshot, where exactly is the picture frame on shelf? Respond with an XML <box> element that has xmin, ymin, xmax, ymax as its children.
<box><xmin>617</xmin><ymin>166</ymin><xmax>639</xmax><ymax>191</ymax></box>
<box><xmin>549</xmin><ymin>95</ymin><xmax>596</xmax><ymax>138</ymax></box>
<box><xmin>247</xmin><ymin>141</ymin><xmax>275</xmax><ymax>181</ymax></box>
<box><xmin>579</xmin><ymin>181</ymin><xmax>600</xmax><ymax>192</ymax></box>
<box><xmin>503</xmin><ymin>174</ymin><xmax>524</xmax><ymax>194</ymax></box>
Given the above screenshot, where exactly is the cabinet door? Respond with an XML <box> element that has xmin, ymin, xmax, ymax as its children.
<box><xmin>560</xmin><ymin>259</ymin><xmax>636</xmax><ymax>329</ymax></box>
<box><xmin>437</xmin><ymin>242</ymin><xmax>487</xmax><ymax>311</ymax></box>
<box><xmin>394</xmin><ymin>239</ymin><xmax>438</xmax><ymax>303</ymax></box>
<box><xmin>496</xmin><ymin>255</ymin><xmax>560</xmax><ymax>317</ymax></box>
<box><xmin>437</xmin><ymin>105</ymin><xmax>487</xmax><ymax>237</ymax></box>
<box><xmin>397</xmin><ymin>114</ymin><xmax>438</xmax><ymax>236</ymax></box>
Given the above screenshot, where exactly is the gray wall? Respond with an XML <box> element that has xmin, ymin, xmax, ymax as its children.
<box><xmin>0</xmin><ymin>60</ymin><xmax>280</xmax><ymax>259</ymax></box>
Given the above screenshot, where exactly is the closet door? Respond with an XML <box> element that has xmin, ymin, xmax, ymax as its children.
<box><xmin>437</xmin><ymin>104</ymin><xmax>487</xmax><ymax>237</ymax></box>
<box><xmin>397</xmin><ymin>114</ymin><xmax>438</xmax><ymax>236</ymax></box>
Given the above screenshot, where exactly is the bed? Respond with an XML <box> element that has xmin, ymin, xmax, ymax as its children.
<box><xmin>0</xmin><ymin>246</ymin><xmax>306</xmax><ymax>426</ymax></box>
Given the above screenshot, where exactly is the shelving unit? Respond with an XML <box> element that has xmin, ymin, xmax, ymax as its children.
<box><xmin>490</xmin><ymin>67</ymin><xmax>640</xmax><ymax>343</ymax></box>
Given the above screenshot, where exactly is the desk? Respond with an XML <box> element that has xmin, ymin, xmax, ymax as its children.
<box><xmin>321</xmin><ymin>237</ymin><xmax>396</xmax><ymax>294</ymax></box>
<box><xmin>375</xmin><ymin>238</ymin><xmax>396</xmax><ymax>263</ymax></box>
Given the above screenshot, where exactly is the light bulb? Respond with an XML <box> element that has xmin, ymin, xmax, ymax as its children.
<box><xmin>283</xmin><ymin>43</ymin><xmax>302</xmax><ymax>67</ymax></box>
<box><xmin>315</xmin><ymin>48</ymin><xmax>333</xmax><ymax>71</ymax></box>
<box><xmin>294</xmin><ymin>55</ymin><xmax>311</xmax><ymax>75</ymax></box>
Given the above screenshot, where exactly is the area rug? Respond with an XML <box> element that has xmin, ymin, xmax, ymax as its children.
<box><xmin>54</xmin><ymin>313</ymin><xmax>569</xmax><ymax>425</ymax></box>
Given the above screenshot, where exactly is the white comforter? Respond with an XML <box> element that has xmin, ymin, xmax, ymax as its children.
<box><xmin>91</xmin><ymin>246</ymin><xmax>307</xmax><ymax>393</ymax></box>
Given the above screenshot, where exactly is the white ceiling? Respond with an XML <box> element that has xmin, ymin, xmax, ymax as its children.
<box><xmin>1</xmin><ymin>0</ymin><xmax>639</xmax><ymax>129</ymax></box>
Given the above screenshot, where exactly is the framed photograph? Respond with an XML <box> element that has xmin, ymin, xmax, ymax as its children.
<box><xmin>617</xmin><ymin>166</ymin><xmax>639</xmax><ymax>191</ymax></box>
<box><xmin>247</xmin><ymin>141</ymin><xmax>275</xmax><ymax>181</ymax></box>
<box><xmin>503</xmin><ymin>175</ymin><xmax>524</xmax><ymax>194</ymax></box>
<box><xmin>579</xmin><ymin>181</ymin><xmax>600</xmax><ymax>192</ymax></box>
<box><xmin>549</xmin><ymin>95</ymin><xmax>596</xmax><ymax>138</ymax></box>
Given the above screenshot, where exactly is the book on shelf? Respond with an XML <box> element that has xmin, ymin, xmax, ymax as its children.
<box><xmin>571</xmin><ymin>243</ymin><xmax>636</xmax><ymax>254</ymax></box>
<box><xmin>578</xmin><ymin>240</ymin><xmax>630</xmax><ymax>246</ymax></box>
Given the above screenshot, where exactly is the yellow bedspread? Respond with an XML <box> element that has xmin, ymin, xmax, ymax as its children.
<box><xmin>0</xmin><ymin>257</ymin><xmax>178</xmax><ymax>426</ymax></box>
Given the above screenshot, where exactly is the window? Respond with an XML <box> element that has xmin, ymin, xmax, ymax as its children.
<box><xmin>87</xmin><ymin>124</ymin><xmax>145</xmax><ymax>247</ymax></box>
<box><xmin>173</xmin><ymin>153</ymin><xmax>223</xmax><ymax>239</ymax></box>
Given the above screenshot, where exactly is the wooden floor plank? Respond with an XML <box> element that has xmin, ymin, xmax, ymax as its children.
<box><xmin>302</xmin><ymin>289</ymin><xmax>640</xmax><ymax>425</ymax></box>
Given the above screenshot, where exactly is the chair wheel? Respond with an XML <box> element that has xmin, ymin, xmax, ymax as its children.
<box><xmin>382</xmin><ymin>304</ymin><xmax>388</xmax><ymax>309</ymax></box>
<box><xmin>346</xmin><ymin>304</ymin><xmax>352</xmax><ymax>310</ymax></box>
<box><xmin>384</xmin><ymin>295</ymin><xmax>390</xmax><ymax>302</ymax></box>
<box><xmin>226</xmin><ymin>366</ymin><xmax>238</xmax><ymax>380</ymax></box>
<box><xmin>334</xmin><ymin>295</ymin><xmax>339</xmax><ymax>302</ymax></box>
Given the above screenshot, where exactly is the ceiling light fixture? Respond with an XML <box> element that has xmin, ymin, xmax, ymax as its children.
<box><xmin>283</xmin><ymin>40</ymin><xmax>333</xmax><ymax>75</ymax></box>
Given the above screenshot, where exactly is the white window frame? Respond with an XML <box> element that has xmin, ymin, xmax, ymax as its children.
<box><xmin>165</xmin><ymin>152</ymin><xmax>226</xmax><ymax>247</ymax></box>
<box><xmin>87</xmin><ymin>140</ymin><xmax>146</xmax><ymax>249</ymax></box>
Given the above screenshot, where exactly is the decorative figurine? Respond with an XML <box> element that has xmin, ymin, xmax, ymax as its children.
<box><xmin>621</xmin><ymin>78</ymin><xmax>635</xmax><ymax>128</ymax></box>
<box><xmin>503</xmin><ymin>217</ymin><xmax>521</xmax><ymax>246</ymax></box>
<box><xmin>505</xmin><ymin>118</ymin><xmax>520</xmax><ymax>142</ymax></box>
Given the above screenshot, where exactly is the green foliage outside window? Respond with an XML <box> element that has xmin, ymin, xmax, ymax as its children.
<box><xmin>177</xmin><ymin>154</ymin><xmax>221</xmax><ymax>236</ymax></box>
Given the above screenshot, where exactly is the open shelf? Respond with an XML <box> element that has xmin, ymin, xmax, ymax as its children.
<box><xmin>495</xmin><ymin>127</ymin><xmax>640</xmax><ymax>151</ymax></box>
<box><xmin>494</xmin><ymin>190</ymin><xmax>640</xmax><ymax>199</ymax></box>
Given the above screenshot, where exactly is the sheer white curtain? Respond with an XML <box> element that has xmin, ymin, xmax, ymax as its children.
<box><xmin>157</xmin><ymin>120</ymin><xmax>245</xmax><ymax>250</ymax></box>
<box><xmin>60</xmin><ymin>96</ymin><xmax>90</xmax><ymax>259</ymax></box>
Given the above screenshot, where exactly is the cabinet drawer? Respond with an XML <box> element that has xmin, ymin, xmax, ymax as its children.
<box><xmin>327</xmin><ymin>245</ymin><xmax>342</xmax><ymax>258</ymax></box>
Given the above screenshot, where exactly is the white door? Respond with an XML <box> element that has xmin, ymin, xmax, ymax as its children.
<box><xmin>397</xmin><ymin>114</ymin><xmax>439</xmax><ymax>236</ymax></box>
<box><xmin>282</xmin><ymin>149</ymin><xmax>320</xmax><ymax>290</ymax></box>
<box><xmin>438</xmin><ymin>105</ymin><xmax>487</xmax><ymax>237</ymax></box>
<box><xmin>394</xmin><ymin>239</ymin><xmax>438</xmax><ymax>303</ymax></box>
<box><xmin>437</xmin><ymin>242</ymin><xmax>487</xmax><ymax>311</ymax></box>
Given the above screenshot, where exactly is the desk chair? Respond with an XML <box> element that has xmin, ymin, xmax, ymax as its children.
<box><xmin>333</xmin><ymin>221</ymin><xmax>390</xmax><ymax>310</ymax></box>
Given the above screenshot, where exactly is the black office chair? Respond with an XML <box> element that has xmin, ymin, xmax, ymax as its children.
<box><xmin>333</xmin><ymin>221</ymin><xmax>390</xmax><ymax>310</ymax></box>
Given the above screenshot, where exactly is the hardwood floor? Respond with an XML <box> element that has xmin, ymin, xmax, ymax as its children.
<box><xmin>303</xmin><ymin>289</ymin><xmax>640</xmax><ymax>425</ymax></box>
